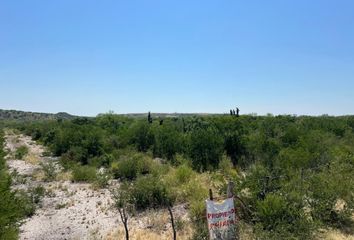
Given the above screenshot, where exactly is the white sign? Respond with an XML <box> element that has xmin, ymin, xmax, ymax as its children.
<box><xmin>206</xmin><ymin>198</ymin><xmax>236</xmax><ymax>240</ymax></box>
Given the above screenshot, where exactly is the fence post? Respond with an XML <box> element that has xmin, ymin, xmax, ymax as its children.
<box><xmin>209</xmin><ymin>189</ymin><xmax>213</xmax><ymax>200</ymax></box>
<box><xmin>227</xmin><ymin>181</ymin><xmax>234</xmax><ymax>198</ymax></box>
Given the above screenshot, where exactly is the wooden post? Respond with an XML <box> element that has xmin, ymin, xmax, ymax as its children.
<box><xmin>209</xmin><ymin>189</ymin><xmax>213</xmax><ymax>200</ymax></box>
<box><xmin>227</xmin><ymin>181</ymin><xmax>235</xmax><ymax>198</ymax></box>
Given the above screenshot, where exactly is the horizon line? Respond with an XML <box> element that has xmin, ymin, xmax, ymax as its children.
<box><xmin>1</xmin><ymin>108</ymin><xmax>354</xmax><ymax>118</ymax></box>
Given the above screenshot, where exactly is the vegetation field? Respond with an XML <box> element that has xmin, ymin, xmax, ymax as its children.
<box><xmin>1</xmin><ymin>112</ymin><xmax>354</xmax><ymax>239</ymax></box>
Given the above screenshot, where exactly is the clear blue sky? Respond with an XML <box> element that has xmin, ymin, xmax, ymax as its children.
<box><xmin>1</xmin><ymin>0</ymin><xmax>354</xmax><ymax>116</ymax></box>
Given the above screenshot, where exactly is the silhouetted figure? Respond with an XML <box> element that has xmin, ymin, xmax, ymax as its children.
<box><xmin>232</xmin><ymin>109</ymin><xmax>236</xmax><ymax>116</ymax></box>
<box><xmin>148</xmin><ymin>112</ymin><xmax>152</xmax><ymax>123</ymax></box>
<box><xmin>236</xmin><ymin>107</ymin><xmax>240</xmax><ymax>117</ymax></box>
<box><xmin>159</xmin><ymin>119</ymin><xmax>164</xmax><ymax>125</ymax></box>
<box><xmin>230</xmin><ymin>110</ymin><xmax>233</xmax><ymax>116</ymax></box>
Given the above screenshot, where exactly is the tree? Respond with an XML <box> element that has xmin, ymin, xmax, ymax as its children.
<box><xmin>148</xmin><ymin>112</ymin><xmax>152</xmax><ymax>124</ymax></box>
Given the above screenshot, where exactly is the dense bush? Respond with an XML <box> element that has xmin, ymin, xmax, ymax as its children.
<box><xmin>255</xmin><ymin>193</ymin><xmax>312</xmax><ymax>239</ymax></box>
<box><xmin>153</xmin><ymin>123</ymin><xmax>182</xmax><ymax>160</ymax></box>
<box><xmin>174</xmin><ymin>164</ymin><xmax>194</xmax><ymax>184</ymax></box>
<box><xmin>129</xmin><ymin>175</ymin><xmax>170</xmax><ymax>210</ymax></box>
<box><xmin>188</xmin><ymin>127</ymin><xmax>224</xmax><ymax>171</ymax></box>
<box><xmin>72</xmin><ymin>165</ymin><xmax>97</xmax><ymax>182</ymax></box>
<box><xmin>0</xmin><ymin>171</ymin><xmax>21</xmax><ymax>239</ymax></box>
<box><xmin>129</xmin><ymin>121</ymin><xmax>154</xmax><ymax>152</ymax></box>
<box><xmin>111</xmin><ymin>153</ymin><xmax>155</xmax><ymax>180</ymax></box>
<box><xmin>308</xmin><ymin>156</ymin><xmax>354</xmax><ymax>227</ymax></box>
<box><xmin>60</xmin><ymin>146</ymin><xmax>87</xmax><ymax>168</ymax></box>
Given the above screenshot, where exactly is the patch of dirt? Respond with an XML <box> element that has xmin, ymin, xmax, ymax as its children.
<box><xmin>20</xmin><ymin>182</ymin><xmax>118</xmax><ymax>240</ymax></box>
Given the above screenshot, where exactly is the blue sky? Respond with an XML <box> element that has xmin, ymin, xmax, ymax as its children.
<box><xmin>1</xmin><ymin>0</ymin><xmax>353</xmax><ymax>116</ymax></box>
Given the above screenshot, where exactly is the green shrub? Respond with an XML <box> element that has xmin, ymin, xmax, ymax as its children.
<box><xmin>218</xmin><ymin>155</ymin><xmax>237</xmax><ymax>179</ymax></box>
<box><xmin>175</xmin><ymin>164</ymin><xmax>194</xmax><ymax>184</ymax></box>
<box><xmin>93</xmin><ymin>169</ymin><xmax>111</xmax><ymax>188</ymax></box>
<box><xmin>257</xmin><ymin>194</ymin><xmax>289</xmax><ymax>230</ymax></box>
<box><xmin>72</xmin><ymin>165</ymin><xmax>97</xmax><ymax>182</ymax></box>
<box><xmin>111</xmin><ymin>153</ymin><xmax>155</xmax><ymax>180</ymax></box>
<box><xmin>60</xmin><ymin>146</ymin><xmax>87</xmax><ymax>168</ymax></box>
<box><xmin>40</xmin><ymin>161</ymin><xmax>57</xmax><ymax>181</ymax></box>
<box><xmin>188</xmin><ymin>128</ymin><xmax>224</xmax><ymax>171</ymax></box>
<box><xmin>224</xmin><ymin>130</ymin><xmax>246</xmax><ymax>165</ymax></box>
<box><xmin>255</xmin><ymin>193</ymin><xmax>312</xmax><ymax>239</ymax></box>
<box><xmin>111</xmin><ymin>158</ymin><xmax>137</xmax><ymax>180</ymax></box>
<box><xmin>129</xmin><ymin>121</ymin><xmax>154</xmax><ymax>152</ymax></box>
<box><xmin>15</xmin><ymin>145</ymin><xmax>29</xmax><ymax>159</ymax></box>
<box><xmin>174</xmin><ymin>154</ymin><xmax>191</xmax><ymax>166</ymax></box>
<box><xmin>0</xmin><ymin>172</ymin><xmax>21</xmax><ymax>240</ymax></box>
<box><xmin>29</xmin><ymin>185</ymin><xmax>46</xmax><ymax>205</ymax></box>
<box><xmin>14</xmin><ymin>190</ymin><xmax>36</xmax><ymax>217</ymax></box>
<box><xmin>309</xmin><ymin>157</ymin><xmax>354</xmax><ymax>228</ymax></box>
<box><xmin>153</xmin><ymin>124</ymin><xmax>182</xmax><ymax>160</ymax></box>
<box><xmin>129</xmin><ymin>175</ymin><xmax>169</xmax><ymax>210</ymax></box>
<box><xmin>88</xmin><ymin>153</ymin><xmax>113</xmax><ymax>167</ymax></box>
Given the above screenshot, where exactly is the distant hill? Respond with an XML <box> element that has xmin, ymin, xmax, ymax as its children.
<box><xmin>0</xmin><ymin>109</ymin><xmax>223</xmax><ymax>122</ymax></box>
<box><xmin>0</xmin><ymin>109</ymin><xmax>76</xmax><ymax>121</ymax></box>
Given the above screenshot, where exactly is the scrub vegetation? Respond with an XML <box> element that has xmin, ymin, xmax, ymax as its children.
<box><xmin>1</xmin><ymin>113</ymin><xmax>354</xmax><ymax>239</ymax></box>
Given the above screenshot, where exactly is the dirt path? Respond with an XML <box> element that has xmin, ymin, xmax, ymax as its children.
<box><xmin>4</xmin><ymin>131</ymin><xmax>190</xmax><ymax>240</ymax></box>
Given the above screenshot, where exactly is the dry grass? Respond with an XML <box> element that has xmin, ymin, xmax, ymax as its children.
<box><xmin>105</xmin><ymin>207</ymin><xmax>193</xmax><ymax>240</ymax></box>
<box><xmin>146</xmin><ymin>210</ymin><xmax>170</xmax><ymax>232</ymax></box>
<box><xmin>106</xmin><ymin>226</ymin><xmax>193</xmax><ymax>240</ymax></box>
<box><xmin>317</xmin><ymin>229</ymin><xmax>354</xmax><ymax>240</ymax></box>
<box><xmin>24</xmin><ymin>152</ymin><xmax>40</xmax><ymax>164</ymax></box>
<box><xmin>32</xmin><ymin>169</ymin><xmax>45</xmax><ymax>181</ymax></box>
<box><xmin>56</xmin><ymin>171</ymin><xmax>73</xmax><ymax>181</ymax></box>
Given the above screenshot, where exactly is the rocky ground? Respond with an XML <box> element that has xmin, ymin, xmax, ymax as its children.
<box><xmin>4</xmin><ymin>131</ymin><xmax>191</xmax><ymax>240</ymax></box>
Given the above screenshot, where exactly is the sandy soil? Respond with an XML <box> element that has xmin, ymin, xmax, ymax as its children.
<box><xmin>4</xmin><ymin>131</ymin><xmax>190</xmax><ymax>240</ymax></box>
